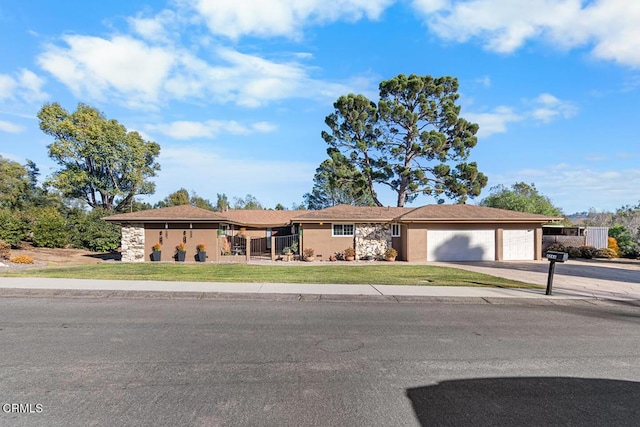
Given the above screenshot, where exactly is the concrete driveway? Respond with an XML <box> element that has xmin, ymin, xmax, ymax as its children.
<box><xmin>433</xmin><ymin>259</ymin><xmax>640</xmax><ymax>301</ymax></box>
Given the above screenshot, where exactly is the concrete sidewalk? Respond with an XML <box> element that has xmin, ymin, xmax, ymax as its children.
<box><xmin>0</xmin><ymin>276</ymin><xmax>634</xmax><ymax>303</ymax></box>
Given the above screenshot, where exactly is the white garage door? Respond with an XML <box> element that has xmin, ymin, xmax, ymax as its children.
<box><xmin>503</xmin><ymin>229</ymin><xmax>534</xmax><ymax>260</ymax></box>
<box><xmin>427</xmin><ymin>230</ymin><xmax>495</xmax><ymax>261</ymax></box>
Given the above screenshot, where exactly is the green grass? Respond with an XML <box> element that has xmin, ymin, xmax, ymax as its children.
<box><xmin>0</xmin><ymin>263</ymin><xmax>539</xmax><ymax>288</ymax></box>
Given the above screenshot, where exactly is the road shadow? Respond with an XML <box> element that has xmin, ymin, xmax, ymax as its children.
<box><xmin>406</xmin><ymin>377</ymin><xmax>640</xmax><ymax>426</ymax></box>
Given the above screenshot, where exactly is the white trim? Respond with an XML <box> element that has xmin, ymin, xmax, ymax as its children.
<box><xmin>391</xmin><ymin>223</ymin><xmax>401</xmax><ymax>237</ymax></box>
<box><xmin>332</xmin><ymin>223</ymin><xmax>355</xmax><ymax>237</ymax></box>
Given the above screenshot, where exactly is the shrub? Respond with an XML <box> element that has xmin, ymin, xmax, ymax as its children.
<box><xmin>544</xmin><ymin>243</ymin><xmax>566</xmax><ymax>255</ymax></box>
<box><xmin>595</xmin><ymin>248</ymin><xmax>616</xmax><ymax>259</ymax></box>
<box><xmin>566</xmin><ymin>246</ymin><xmax>582</xmax><ymax>259</ymax></box>
<box><xmin>0</xmin><ymin>240</ymin><xmax>11</xmax><ymax>260</ymax></box>
<box><xmin>303</xmin><ymin>248</ymin><xmax>315</xmax><ymax>258</ymax></box>
<box><xmin>0</xmin><ymin>208</ymin><xmax>28</xmax><ymax>246</ymax></box>
<box><xmin>10</xmin><ymin>255</ymin><xmax>34</xmax><ymax>264</ymax></box>
<box><xmin>384</xmin><ymin>247</ymin><xmax>398</xmax><ymax>259</ymax></box>
<box><xmin>68</xmin><ymin>208</ymin><xmax>120</xmax><ymax>252</ymax></box>
<box><xmin>579</xmin><ymin>246</ymin><xmax>597</xmax><ymax>259</ymax></box>
<box><xmin>30</xmin><ymin>207</ymin><xmax>70</xmax><ymax>248</ymax></box>
<box><xmin>607</xmin><ymin>237</ymin><xmax>620</xmax><ymax>258</ymax></box>
<box><xmin>343</xmin><ymin>247</ymin><xmax>356</xmax><ymax>258</ymax></box>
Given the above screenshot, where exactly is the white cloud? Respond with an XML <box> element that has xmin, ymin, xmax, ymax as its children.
<box><xmin>528</xmin><ymin>93</ymin><xmax>577</xmax><ymax>123</ymax></box>
<box><xmin>467</xmin><ymin>92</ymin><xmax>576</xmax><ymax>137</ymax></box>
<box><xmin>0</xmin><ymin>69</ymin><xmax>48</xmax><ymax>103</ymax></box>
<box><xmin>0</xmin><ymin>120</ymin><xmax>25</xmax><ymax>133</ymax></box>
<box><xmin>38</xmin><ymin>35</ymin><xmax>176</xmax><ymax>107</ymax></box>
<box><xmin>466</xmin><ymin>106</ymin><xmax>522</xmax><ymax>137</ymax></box>
<box><xmin>37</xmin><ymin>34</ymin><xmax>362</xmax><ymax>109</ymax></box>
<box><xmin>412</xmin><ymin>0</ymin><xmax>640</xmax><ymax>68</ymax></box>
<box><xmin>192</xmin><ymin>0</ymin><xmax>394</xmax><ymax>39</ymax></box>
<box><xmin>147</xmin><ymin>119</ymin><xmax>278</xmax><ymax>140</ymax></box>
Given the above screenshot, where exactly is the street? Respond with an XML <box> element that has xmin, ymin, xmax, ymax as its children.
<box><xmin>1</xmin><ymin>297</ymin><xmax>639</xmax><ymax>426</ymax></box>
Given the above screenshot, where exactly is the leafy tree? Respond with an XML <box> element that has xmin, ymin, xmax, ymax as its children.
<box><xmin>155</xmin><ymin>188</ymin><xmax>214</xmax><ymax>210</ymax></box>
<box><xmin>304</xmin><ymin>150</ymin><xmax>376</xmax><ymax>210</ymax></box>
<box><xmin>609</xmin><ymin>224</ymin><xmax>639</xmax><ymax>259</ymax></box>
<box><xmin>215</xmin><ymin>193</ymin><xmax>230</xmax><ymax>212</ymax></box>
<box><xmin>322</xmin><ymin>74</ymin><xmax>487</xmax><ymax>207</ymax></box>
<box><xmin>480</xmin><ymin>182</ymin><xmax>563</xmax><ymax>216</ymax></box>
<box><xmin>274</xmin><ymin>203</ymin><xmax>286</xmax><ymax>210</ymax></box>
<box><xmin>190</xmin><ymin>192</ymin><xmax>215</xmax><ymax>210</ymax></box>
<box><xmin>233</xmin><ymin>194</ymin><xmax>263</xmax><ymax>210</ymax></box>
<box><xmin>38</xmin><ymin>102</ymin><xmax>161</xmax><ymax>212</ymax></box>
<box><xmin>0</xmin><ymin>155</ymin><xmax>30</xmax><ymax>209</ymax></box>
<box><xmin>155</xmin><ymin>189</ymin><xmax>190</xmax><ymax>208</ymax></box>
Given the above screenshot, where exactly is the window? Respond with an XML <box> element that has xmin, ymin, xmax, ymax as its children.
<box><xmin>218</xmin><ymin>224</ymin><xmax>228</xmax><ymax>236</ymax></box>
<box><xmin>332</xmin><ymin>224</ymin><xmax>354</xmax><ymax>236</ymax></box>
<box><xmin>391</xmin><ymin>223</ymin><xmax>401</xmax><ymax>237</ymax></box>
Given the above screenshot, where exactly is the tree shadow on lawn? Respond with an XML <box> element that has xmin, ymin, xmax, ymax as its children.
<box><xmin>407</xmin><ymin>377</ymin><xmax>640</xmax><ymax>427</ymax></box>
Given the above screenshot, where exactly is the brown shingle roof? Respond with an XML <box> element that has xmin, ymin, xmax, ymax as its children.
<box><xmin>222</xmin><ymin>210</ymin><xmax>303</xmax><ymax>227</ymax></box>
<box><xmin>293</xmin><ymin>204</ymin><xmax>414</xmax><ymax>222</ymax></box>
<box><xmin>103</xmin><ymin>205</ymin><xmax>228</xmax><ymax>222</ymax></box>
<box><xmin>399</xmin><ymin>204</ymin><xmax>562</xmax><ymax>222</ymax></box>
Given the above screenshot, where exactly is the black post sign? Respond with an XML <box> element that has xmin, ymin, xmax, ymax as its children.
<box><xmin>545</xmin><ymin>251</ymin><xmax>569</xmax><ymax>295</ymax></box>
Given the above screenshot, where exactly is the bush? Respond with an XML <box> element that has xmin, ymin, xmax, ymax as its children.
<box><xmin>544</xmin><ymin>243</ymin><xmax>565</xmax><ymax>255</ymax></box>
<box><xmin>566</xmin><ymin>246</ymin><xmax>582</xmax><ymax>259</ymax></box>
<box><xmin>343</xmin><ymin>247</ymin><xmax>356</xmax><ymax>258</ymax></box>
<box><xmin>607</xmin><ymin>237</ymin><xmax>620</xmax><ymax>258</ymax></box>
<box><xmin>384</xmin><ymin>247</ymin><xmax>398</xmax><ymax>259</ymax></box>
<box><xmin>595</xmin><ymin>248</ymin><xmax>616</xmax><ymax>259</ymax></box>
<box><xmin>68</xmin><ymin>208</ymin><xmax>120</xmax><ymax>252</ymax></box>
<box><xmin>0</xmin><ymin>208</ymin><xmax>28</xmax><ymax>247</ymax></box>
<box><xmin>303</xmin><ymin>248</ymin><xmax>315</xmax><ymax>258</ymax></box>
<box><xmin>0</xmin><ymin>240</ymin><xmax>11</xmax><ymax>260</ymax></box>
<box><xmin>10</xmin><ymin>255</ymin><xmax>34</xmax><ymax>264</ymax></box>
<box><xmin>579</xmin><ymin>246</ymin><xmax>597</xmax><ymax>259</ymax></box>
<box><xmin>30</xmin><ymin>207</ymin><xmax>70</xmax><ymax>248</ymax></box>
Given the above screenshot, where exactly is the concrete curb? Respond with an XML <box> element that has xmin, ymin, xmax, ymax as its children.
<box><xmin>0</xmin><ymin>287</ymin><xmax>628</xmax><ymax>307</ymax></box>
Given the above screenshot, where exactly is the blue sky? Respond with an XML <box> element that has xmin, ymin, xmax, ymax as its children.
<box><xmin>1</xmin><ymin>0</ymin><xmax>638</xmax><ymax>214</ymax></box>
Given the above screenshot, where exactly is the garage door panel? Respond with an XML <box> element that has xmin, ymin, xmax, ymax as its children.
<box><xmin>427</xmin><ymin>230</ymin><xmax>495</xmax><ymax>261</ymax></box>
<box><xmin>503</xmin><ymin>229</ymin><xmax>534</xmax><ymax>260</ymax></box>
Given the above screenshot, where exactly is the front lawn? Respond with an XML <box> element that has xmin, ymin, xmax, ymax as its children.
<box><xmin>0</xmin><ymin>263</ymin><xmax>539</xmax><ymax>288</ymax></box>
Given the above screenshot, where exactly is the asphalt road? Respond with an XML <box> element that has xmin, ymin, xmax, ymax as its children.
<box><xmin>1</xmin><ymin>297</ymin><xmax>639</xmax><ymax>426</ymax></box>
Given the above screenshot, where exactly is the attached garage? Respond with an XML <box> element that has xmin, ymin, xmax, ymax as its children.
<box><xmin>427</xmin><ymin>230</ymin><xmax>495</xmax><ymax>261</ymax></box>
<box><xmin>502</xmin><ymin>229</ymin><xmax>535</xmax><ymax>261</ymax></box>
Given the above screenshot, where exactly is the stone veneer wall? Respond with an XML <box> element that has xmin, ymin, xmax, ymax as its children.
<box><xmin>121</xmin><ymin>224</ymin><xmax>145</xmax><ymax>262</ymax></box>
<box><xmin>355</xmin><ymin>223</ymin><xmax>392</xmax><ymax>260</ymax></box>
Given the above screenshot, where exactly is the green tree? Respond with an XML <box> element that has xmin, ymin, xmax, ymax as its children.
<box><xmin>304</xmin><ymin>150</ymin><xmax>376</xmax><ymax>210</ymax></box>
<box><xmin>0</xmin><ymin>155</ymin><xmax>30</xmax><ymax>209</ymax></box>
<box><xmin>155</xmin><ymin>188</ymin><xmax>214</xmax><ymax>210</ymax></box>
<box><xmin>38</xmin><ymin>102</ymin><xmax>161</xmax><ymax>212</ymax></box>
<box><xmin>68</xmin><ymin>207</ymin><xmax>121</xmax><ymax>252</ymax></box>
<box><xmin>30</xmin><ymin>207</ymin><xmax>70</xmax><ymax>248</ymax></box>
<box><xmin>480</xmin><ymin>182</ymin><xmax>563</xmax><ymax>216</ymax></box>
<box><xmin>274</xmin><ymin>203</ymin><xmax>286</xmax><ymax>210</ymax></box>
<box><xmin>609</xmin><ymin>224</ymin><xmax>639</xmax><ymax>258</ymax></box>
<box><xmin>322</xmin><ymin>74</ymin><xmax>487</xmax><ymax>207</ymax></box>
<box><xmin>0</xmin><ymin>208</ymin><xmax>28</xmax><ymax>246</ymax></box>
<box><xmin>215</xmin><ymin>193</ymin><xmax>230</xmax><ymax>212</ymax></box>
<box><xmin>233</xmin><ymin>194</ymin><xmax>263</xmax><ymax>210</ymax></box>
